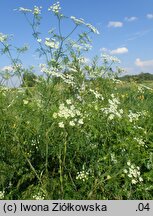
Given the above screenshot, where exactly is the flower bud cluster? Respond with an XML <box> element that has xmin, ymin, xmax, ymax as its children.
<box><xmin>48</xmin><ymin>1</ymin><xmax>61</xmax><ymax>14</ymax></box>
<box><xmin>33</xmin><ymin>6</ymin><xmax>42</xmax><ymax>15</ymax></box>
<box><xmin>76</xmin><ymin>170</ymin><xmax>89</xmax><ymax>182</ymax></box>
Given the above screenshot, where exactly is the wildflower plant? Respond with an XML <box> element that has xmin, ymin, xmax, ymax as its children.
<box><xmin>16</xmin><ymin>1</ymin><xmax>100</xmax><ymax>84</ymax></box>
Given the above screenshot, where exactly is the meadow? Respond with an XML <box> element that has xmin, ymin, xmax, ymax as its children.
<box><xmin>0</xmin><ymin>2</ymin><xmax>153</xmax><ymax>200</ymax></box>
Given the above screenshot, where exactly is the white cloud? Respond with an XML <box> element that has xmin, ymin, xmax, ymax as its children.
<box><xmin>146</xmin><ymin>14</ymin><xmax>153</xmax><ymax>19</ymax></box>
<box><xmin>110</xmin><ymin>47</ymin><xmax>128</xmax><ymax>55</ymax></box>
<box><xmin>125</xmin><ymin>16</ymin><xmax>138</xmax><ymax>22</ymax></box>
<box><xmin>107</xmin><ymin>21</ymin><xmax>123</xmax><ymax>28</ymax></box>
<box><xmin>135</xmin><ymin>58</ymin><xmax>153</xmax><ymax>68</ymax></box>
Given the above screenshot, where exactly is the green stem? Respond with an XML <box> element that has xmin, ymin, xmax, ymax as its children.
<box><xmin>55</xmin><ymin>22</ymin><xmax>78</xmax><ymax>62</ymax></box>
<box><xmin>24</xmin><ymin>14</ymin><xmax>49</xmax><ymax>63</ymax></box>
<box><xmin>59</xmin><ymin>153</ymin><xmax>64</xmax><ymax>199</ymax></box>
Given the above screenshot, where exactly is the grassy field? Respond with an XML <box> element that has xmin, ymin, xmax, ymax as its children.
<box><xmin>141</xmin><ymin>81</ymin><xmax>153</xmax><ymax>89</ymax></box>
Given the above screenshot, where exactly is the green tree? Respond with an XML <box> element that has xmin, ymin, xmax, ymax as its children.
<box><xmin>21</xmin><ymin>72</ymin><xmax>37</xmax><ymax>87</ymax></box>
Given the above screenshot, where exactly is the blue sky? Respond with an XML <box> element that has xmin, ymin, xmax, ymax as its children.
<box><xmin>0</xmin><ymin>0</ymin><xmax>153</xmax><ymax>75</ymax></box>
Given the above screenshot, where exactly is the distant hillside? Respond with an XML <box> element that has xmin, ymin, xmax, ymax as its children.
<box><xmin>118</xmin><ymin>72</ymin><xmax>153</xmax><ymax>82</ymax></box>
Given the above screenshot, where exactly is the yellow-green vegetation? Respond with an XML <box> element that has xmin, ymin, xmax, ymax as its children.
<box><xmin>0</xmin><ymin>78</ymin><xmax>153</xmax><ymax>200</ymax></box>
<box><xmin>0</xmin><ymin>1</ymin><xmax>153</xmax><ymax>200</ymax></box>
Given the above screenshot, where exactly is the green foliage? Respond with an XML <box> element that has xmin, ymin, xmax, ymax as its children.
<box><xmin>21</xmin><ymin>72</ymin><xmax>37</xmax><ymax>87</ymax></box>
<box><xmin>0</xmin><ymin>78</ymin><xmax>153</xmax><ymax>200</ymax></box>
<box><xmin>119</xmin><ymin>72</ymin><xmax>153</xmax><ymax>82</ymax></box>
<box><xmin>0</xmin><ymin>1</ymin><xmax>153</xmax><ymax>200</ymax></box>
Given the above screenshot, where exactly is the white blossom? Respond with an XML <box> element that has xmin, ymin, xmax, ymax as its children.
<box><xmin>131</xmin><ymin>179</ymin><xmax>137</xmax><ymax>184</ymax></box>
<box><xmin>127</xmin><ymin>161</ymin><xmax>131</xmax><ymax>166</ymax></box>
<box><xmin>39</xmin><ymin>64</ymin><xmax>75</xmax><ymax>86</ymax></box>
<box><xmin>124</xmin><ymin>161</ymin><xmax>143</xmax><ymax>184</ymax></box>
<box><xmin>53</xmin><ymin>112</ymin><xmax>58</xmax><ymax>118</ymax></box>
<box><xmin>32</xmin><ymin>192</ymin><xmax>45</xmax><ymax>200</ymax></box>
<box><xmin>18</xmin><ymin>7</ymin><xmax>32</xmax><ymax>13</ymax></box>
<box><xmin>86</xmin><ymin>23</ymin><xmax>100</xmax><ymax>34</ymax></box>
<box><xmin>58</xmin><ymin>122</ymin><xmax>64</xmax><ymax>128</ymax></box>
<box><xmin>76</xmin><ymin>170</ymin><xmax>89</xmax><ymax>181</ymax></box>
<box><xmin>128</xmin><ymin>110</ymin><xmax>141</xmax><ymax>122</ymax></box>
<box><xmin>101</xmin><ymin>94</ymin><xmax>123</xmax><ymax>120</ymax></box>
<box><xmin>69</xmin><ymin>120</ymin><xmax>75</xmax><ymax>126</ymax></box>
<box><xmin>134</xmin><ymin>137</ymin><xmax>146</xmax><ymax>146</ymax></box>
<box><xmin>53</xmin><ymin>102</ymin><xmax>84</xmax><ymax>127</ymax></box>
<box><xmin>1</xmin><ymin>65</ymin><xmax>13</xmax><ymax>72</ymax></box>
<box><xmin>89</xmin><ymin>89</ymin><xmax>104</xmax><ymax>100</ymax></box>
<box><xmin>48</xmin><ymin>2</ymin><xmax>61</xmax><ymax>14</ymax></box>
<box><xmin>0</xmin><ymin>33</ymin><xmax>8</xmax><ymax>42</ymax></box>
<box><xmin>37</xmin><ymin>39</ymin><xmax>42</xmax><ymax>43</ymax></box>
<box><xmin>70</xmin><ymin>16</ymin><xmax>85</xmax><ymax>25</ymax></box>
<box><xmin>123</xmin><ymin>169</ymin><xmax>128</xmax><ymax>174</ymax></box>
<box><xmin>66</xmin><ymin>99</ymin><xmax>72</xmax><ymax>105</ymax></box>
<box><xmin>78</xmin><ymin>118</ymin><xmax>84</xmax><ymax>125</ymax></box>
<box><xmin>45</xmin><ymin>38</ymin><xmax>59</xmax><ymax>49</ymax></box>
<box><xmin>23</xmin><ymin>100</ymin><xmax>29</xmax><ymax>105</ymax></box>
<box><xmin>33</xmin><ymin>6</ymin><xmax>42</xmax><ymax>15</ymax></box>
<box><xmin>102</xmin><ymin>54</ymin><xmax>121</xmax><ymax>63</ymax></box>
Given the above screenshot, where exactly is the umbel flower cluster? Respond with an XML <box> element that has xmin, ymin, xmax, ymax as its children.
<box><xmin>76</xmin><ymin>168</ymin><xmax>89</xmax><ymax>182</ymax></box>
<box><xmin>48</xmin><ymin>1</ymin><xmax>61</xmax><ymax>14</ymax></box>
<box><xmin>53</xmin><ymin>99</ymin><xmax>84</xmax><ymax>128</ymax></box>
<box><xmin>101</xmin><ymin>94</ymin><xmax>123</xmax><ymax>120</ymax></box>
<box><xmin>128</xmin><ymin>110</ymin><xmax>147</xmax><ymax>123</ymax></box>
<box><xmin>123</xmin><ymin>161</ymin><xmax>143</xmax><ymax>185</ymax></box>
